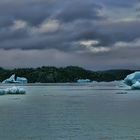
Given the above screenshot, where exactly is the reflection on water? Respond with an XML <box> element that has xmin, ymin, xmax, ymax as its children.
<box><xmin>0</xmin><ymin>83</ymin><xmax>140</xmax><ymax>140</ymax></box>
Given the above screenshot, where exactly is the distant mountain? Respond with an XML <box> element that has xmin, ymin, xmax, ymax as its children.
<box><xmin>0</xmin><ymin>66</ymin><xmax>136</xmax><ymax>83</ymax></box>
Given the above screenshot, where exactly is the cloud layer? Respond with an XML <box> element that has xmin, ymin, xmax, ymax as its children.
<box><xmin>0</xmin><ymin>0</ymin><xmax>140</xmax><ymax>70</ymax></box>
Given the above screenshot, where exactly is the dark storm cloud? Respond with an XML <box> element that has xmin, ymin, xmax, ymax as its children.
<box><xmin>0</xmin><ymin>0</ymin><xmax>139</xmax><ymax>51</ymax></box>
<box><xmin>0</xmin><ymin>1</ymin><xmax>54</xmax><ymax>26</ymax></box>
<box><xmin>0</xmin><ymin>0</ymin><xmax>103</xmax><ymax>26</ymax></box>
<box><xmin>0</xmin><ymin>0</ymin><xmax>139</xmax><ymax>49</ymax></box>
<box><xmin>54</xmin><ymin>0</ymin><xmax>103</xmax><ymax>22</ymax></box>
<box><xmin>1</xmin><ymin>19</ymin><xmax>140</xmax><ymax>51</ymax></box>
<box><xmin>95</xmin><ymin>20</ymin><xmax>140</xmax><ymax>47</ymax></box>
<box><xmin>0</xmin><ymin>0</ymin><xmax>106</xmax><ymax>50</ymax></box>
<box><xmin>99</xmin><ymin>0</ymin><xmax>138</xmax><ymax>8</ymax></box>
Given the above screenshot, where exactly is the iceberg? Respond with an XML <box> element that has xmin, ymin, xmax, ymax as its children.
<box><xmin>0</xmin><ymin>86</ymin><xmax>26</xmax><ymax>95</ymax></box>
<box><xmin>2</xmin><ymin>74</ymin><xmax>28</xmax><ymax>84</ymax></box>
<box><xmin>124</xmin><ymin>72</ymin><xmax>140</xmax><ymax>89</ymax></box>
<box><xmin>131</xmin><ymin>81</ymin><xmax>140</xmax><ymax>90</ymax></box>
<box><xmin>16</xmin><ymin>77</ymin><xmax>28</xmax><ymax>84</ymax></box>
<box><xmin>77</xmin><ymin>79</ymin><xmax>91</xmax><ymax>83</ymax></box>
<box><xmin>92</xmin><ymin>80</ymin><xmax>98</xmax><ymax>83</ymax></box>
<box><xmin>2</xmin><ymin>74</ymin><xmax>17</xmax><ymax>84</ymax></box>
<box><xmin>0</xmin><ymin>89</ymin><xmax>6</xmax><ymax>95</ymax></box>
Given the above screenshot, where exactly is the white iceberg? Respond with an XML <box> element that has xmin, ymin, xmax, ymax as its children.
<box><xmin>77</xmin><ymin>79</ymin><xmax>91</xmax><ymax>83</ymax></box>
<box><xmin>124</xmin><ymin>72</ymin><xmax>140</xmax><ymax>89</ymax></box>
<box><xmin>0</xmin><ymin>86</ymin><xmax>26</xmax><ymax>95</ymax></box>
<box><xmin>16</xmin><ymin>77</ymin><xmax>28</xmax><ymax>84</ymax></box>
<box><xmin>2</xmin><ymin>74</ymin><xmax>28</xmax><ymax>84</ymax></box>
<box><xmin>2</xmin><ymin>74</ymin><xmax>17</xmax><ymax>84</ymax></box>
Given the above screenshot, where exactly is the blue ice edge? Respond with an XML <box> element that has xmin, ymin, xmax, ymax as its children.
<box><xmin>0</xmin><ymin>86</ymin><xmax>26</xmax><ymax>95</ymax></box>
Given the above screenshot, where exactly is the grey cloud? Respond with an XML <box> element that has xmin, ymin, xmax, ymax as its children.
<box><xmin>54</xmin><ymin>0</ymin><xmax>103</xmax><ymax>22</ymax></box>
<box><xmin>96</xmin><ymin>20</ymin><xmax>140</xmax><ymax>46</ymax></box>
<box><xmin>99</xmin><ymin>0</ymin><xmax>138</xmax><ymax>8</ymax></box>
<box><xmin>0</xmin><ymin>0</ymin><xmax>56</xmax><ymax>26</ymax></box>
<box><xmin>0</xmin><ymin>0</ymin><xmax>139</xmax><ymax>70</ymax></box>
<box><xmin>0</xmin><ymin>0</ymin><xmax>103</xmax><ymax>27</ymax></box>
<box><xmin>0</xmin><ymin>0</ymin><xmax>106</xmax><ymax>50</ymax></box>
<box><xmin>1</xmin><ymin>18</ymin><xmax>140</xmax><ymax>51</ymax></box>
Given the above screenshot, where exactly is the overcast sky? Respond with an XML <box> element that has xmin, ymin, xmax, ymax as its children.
<box><xmin>0</xmin><ymin>0</ymin><xmax>140</xmax><ymax>70</ymax></box>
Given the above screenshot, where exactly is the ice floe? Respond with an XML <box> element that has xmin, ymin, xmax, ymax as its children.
<box><xmin>0</xmin><ymin>87</ymin><xmax>26</xmax><ymax>95</ymax></box>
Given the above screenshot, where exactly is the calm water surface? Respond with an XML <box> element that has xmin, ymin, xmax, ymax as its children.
<box><xmin>0</xmin><ymin>83</ymin><xmax>140</xmax><ymax>140</ymax></box>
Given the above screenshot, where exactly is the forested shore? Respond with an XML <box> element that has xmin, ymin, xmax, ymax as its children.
<box><xmin>0</xmin><ymin>66</ymin><xmax>135</xmax><ymax>83</ymax></box>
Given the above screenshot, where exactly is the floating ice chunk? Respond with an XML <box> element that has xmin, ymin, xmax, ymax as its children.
<box><xmin>131</xmin><ymin>81</ymin><xmax>140</xmax><ymax>90</ymax></box>
<box><xmin>124</xmin><ymin>72</ymin><xmax>140</xmax><ymax>89</ymax></box>
<box><xmin>77</xmin><ymin>79</ymin><xmax>91</xmax><ymax>83</ymax></box>
<box><xmin>92</xmin><ymin>80</ymin><xmax>98</xmax><ymax>83</ymax></box>
<box><xmin>2</xmin><ymin>74</ymin><xmax>17</xmax><ymax>84</ymax></box>
<box><xmin>0</xmin><ymin>87</ymin><xmax>26</xmax><ymax>95</ymax></box>
<box><xmin>16</xmin><ymin>77</ymin><xmax>28</xmax><ymax>84</ymax></box>
<box><xmin>5</xmin><ymin>87</ymin><xmax>26</xmax><ymax>94</ymax></box>
<box><xmin>124</xmin><ymin>72</ymin><xmax>140</xmax><ymax>86</ymax></box>
<box><xmin>0</xmin><ymin>89</ymin><xmax>6</xmax><ymax>95</ymax></box>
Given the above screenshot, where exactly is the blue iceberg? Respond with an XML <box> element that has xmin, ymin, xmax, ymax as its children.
<box><xmin>131</xmin><ymin>81</ymin><xmax>140</xmax><ymax>90</ymax></box>
<box><xmin>124</xmin><ymin>72</ymin><xmax>140</xmax><ymax>89</ymax></box>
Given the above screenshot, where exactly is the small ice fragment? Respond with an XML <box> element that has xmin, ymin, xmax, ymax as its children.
<box><xmin>77</xmin><ymin>79</ymin><xmax>91</xmax><ymax>83</ymax></box>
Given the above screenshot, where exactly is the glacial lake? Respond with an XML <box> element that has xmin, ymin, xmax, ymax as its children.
<box><xmin>0</xmin><ymin>82</ymin><xmax>140</xmax><ymax>140</ymax></box>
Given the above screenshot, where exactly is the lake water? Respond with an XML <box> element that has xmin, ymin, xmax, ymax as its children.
<box><xmin>0</xmin><ymin>83</ymin><xmax>140</xmax><ymax>140</ymax></box>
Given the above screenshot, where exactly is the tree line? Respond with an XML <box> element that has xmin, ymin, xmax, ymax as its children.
<box><xmin>0</xmin><ymin>66</ymin><xmax>135</xmax><ymax>83</ymax></box>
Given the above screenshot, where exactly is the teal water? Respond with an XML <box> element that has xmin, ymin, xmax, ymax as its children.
<box><xmin>0</xmin><ymin>83</ymin><xmax>140</xmax><ymax>140</ymax></box>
